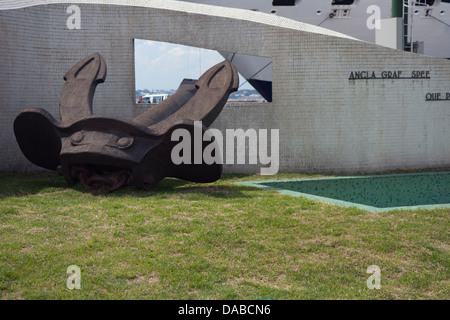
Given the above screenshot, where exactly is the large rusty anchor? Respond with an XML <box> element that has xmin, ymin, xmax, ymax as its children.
<box><xmin>14</xmin><ymin>53</ymin><xmax>238</xmax><ymax>191</ymax></box>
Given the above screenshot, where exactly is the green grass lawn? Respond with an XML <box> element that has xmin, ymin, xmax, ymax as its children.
<box><xmin>0</xmin><ymin>171</ymin><xmax>448</xmax><ymax>300</ymax></box>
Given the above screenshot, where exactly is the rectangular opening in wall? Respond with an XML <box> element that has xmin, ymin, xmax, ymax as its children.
<box><xmin>134</xmin><ymin>39</ymin><xmax>272</xmax><ymax>105</ymax></box>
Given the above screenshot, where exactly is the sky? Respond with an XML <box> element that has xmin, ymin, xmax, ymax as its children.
<box><xmin>134</xmin><ymin>39</ymin><xmax>253</xmax><ymax>91</ymax></box>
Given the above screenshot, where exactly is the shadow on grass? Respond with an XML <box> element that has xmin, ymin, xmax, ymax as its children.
<box><xmin>82</xmin><ymin>176</ymin><xmax>257</xmax><ymax>199</ymax></box>
<box><xmin>0</xmin><ymin>171</ymin><xmax>69</xmax><ymax>199</ymax></box>
<box><xmin>0</xmin><ymin>171</ymin><xmax>258</xmax><ymax>200</ymax></box>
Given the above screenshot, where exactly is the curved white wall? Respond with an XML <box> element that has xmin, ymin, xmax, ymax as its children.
<box><xmin>1</xmin><ymin>0</ymin><xmax>449</xmax><ymax>173</ymax></box>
